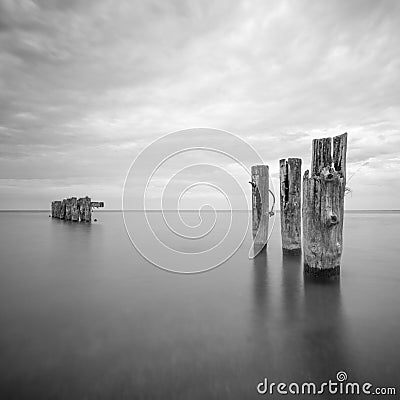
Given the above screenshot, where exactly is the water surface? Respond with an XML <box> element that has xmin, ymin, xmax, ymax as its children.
<box><xmin>0</xmin><ymin>211</ymin><xmax>399</xmax><ymax>399</ymax></box>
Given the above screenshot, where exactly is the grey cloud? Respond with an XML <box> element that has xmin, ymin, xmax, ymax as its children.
<box><xmin>0</xmin><ymin>0</ymin><xmax>399</xmax><ymax>209</ymax></box>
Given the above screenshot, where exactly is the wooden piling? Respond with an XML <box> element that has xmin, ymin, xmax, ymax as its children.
<box><xmin>84</xmin><ymin>197</ymin><xmax>92</xmax><ymax>222</ymax></box>
<box><xmin>279</xmin><ymin>158</ymin><xmax>302</xmax><ymax>254</ymax></box>
<box><xmin>78</xmin><ymin>198</ymin><xmax>85</xmax><ymax>221</ymax></box>
<box><xmin>60</xmin><ymin>199</ymin><xmax>66</xmax><ymax>219</ymax></box>
<box><xmin>52</xmin><ymin>201</ymin><xmax>62</xmax><ymax>218</ymax></box>
<box><xmin>250</xmin><ymin>165</ymin><xmax>269</xmax><ymax>247</ymax></box>
<box><xmin>90</xmin><ymin>201</ymin><xmax>104</xmax><ymax>208</ymax></box>
<box><xmin>55</xmin><ymin>201</ymin><xmax>62</xmax><ymax>218</ymax></box>
<box><xmin>302</xmin><ymin>133</ymin><xmax>347</xmax><ymax>277</ymax></box>
<box><xmin>65</xmin><ymin>199</ymin><xmax>72</xmax><ymax>221</ymax></box>
<box><xmin>71</xmin><ymin>197</ymin><xmax>79</xmax><ymax>221</ymax></box>
<box><xmin>50</xmin><ymin>196</ymin><xmax>103</xmax><ymax>222</ymax></box>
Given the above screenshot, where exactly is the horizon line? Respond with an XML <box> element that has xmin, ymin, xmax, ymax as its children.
<box><xmin>0</xmin><ymin>209</ymin><xmax>399</xmax><ymax>212</ymax></box>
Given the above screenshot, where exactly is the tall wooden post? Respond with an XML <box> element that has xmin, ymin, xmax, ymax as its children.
<box><xmin>77</xmin><ymin>197</ymin><xmax>90</xmax><ymax>222</ymax></box>
<box><xmin>51</xmin><ymin>201</ymin><xmax>61</xmax><ymax>218</ymax></box>
<box><xmin>55</xmin><ymin>201</ymin><xmax>61</xmax><ymax>218</ymax></box>
<box><xmin>78</xmin><ymin>198</ymin><xmax>84</xmax><ymax>221</ymax></box>
<box><xmin>250</xmin><ymin>165</ymin><xmax>269</xmax><ymax>248</ymax></box>
<box><xmin>84</xmin><ymin>197</ymin><xmax>92</xmax><ymax>222</ymax></box>
<box><xmin>65</xmin><ymin>198</ymin><xmax>72</xmax><ymax>221</ymax></box>
<box><xmin>70</xmin><ymin>197</ymin><xmax>78</xmax><ymax>221</ymax></box>
<box><xmin>60</xmin><ymin>199</ymin><xmax>66</xmax><ymax>219</ymax></box>
<box><xmin>279</xmin><ymin>158</ymin><xmax>302</xmax><ymax>254</ymax></box>
<box><xmin>303</xmin><ymin>133</ymin><xmax>347</xmax><ymax>277</ymax></box>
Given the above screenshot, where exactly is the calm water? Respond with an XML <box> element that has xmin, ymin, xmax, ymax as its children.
<box><xmin>0</xmin><ymin>211</ymin><xmax>399</xmax><ymax>399</ymax></box>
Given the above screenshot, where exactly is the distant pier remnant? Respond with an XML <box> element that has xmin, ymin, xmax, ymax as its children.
<box><xmin>303</xmin><ymin>133</ymin><xmax>347</xmax><ymax>277</ymax></box>
<box><xmin>279</xmin><ymin>158</ymin><xmax>302</xmax><ymax>254</ymax></box>
<box><xmin>250</xmin><ymin>165</ymin><xmax>270</xmax><ymax>248</ymax></box>
<box><xmin>51</xmin><ymin>197</ymin><xmax>104</xmax><ymax>222</ymax></box>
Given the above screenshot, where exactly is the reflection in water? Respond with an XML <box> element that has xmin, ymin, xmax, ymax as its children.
<box><xmin>49</xmin><ymin>217</ymin><xmax>100</xmax><ymax>257</ymax></box>
<box><xmin>250</xmin><ymin>249</ymin><xmax>353</xmax><ymax>393</ymax></box>
<box><xmin>301</xmin><ymin>274</ymin><xmax>352</xmax><ymax>387</ymax></box>
<box><xmin>252</xmin><ymin>245</ymin><xmax>268</xmax><ymax>320</ymax></box>
<box><xmin>281</xmin><ymin>253</ymin><xmax>302</xmax><ymax>322</ymax></box>
<box><xmin>1</xmin><ymin>212</ymin><xmax>399</xmax><ymax>398</ymax></box>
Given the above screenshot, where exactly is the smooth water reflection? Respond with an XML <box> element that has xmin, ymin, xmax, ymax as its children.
<box><xmin>0</xmin><ymin>211</ymin><xmax>399</xmax><ymax>399</ymax></box>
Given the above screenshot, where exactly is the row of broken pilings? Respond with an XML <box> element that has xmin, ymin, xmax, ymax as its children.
<box><xmin>251</xmin><ymin>132</ymin><xmax>347</xmax><ymax>278</ymax></box>
<box><xmin>51</xmin><ymin>197</ymin><xmax>104</xmax><ymax>223</ymax></box>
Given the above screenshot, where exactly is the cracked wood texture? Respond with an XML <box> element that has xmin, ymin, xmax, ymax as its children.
<box><xmin>303</xmin><ymin>133</ymin><xmax>347</xmax><ymax>277</ymax></box>
<box><xmin>280</xmin><ymin>158</ymin><xmax>302</xmax><ymax>254</ymax></box>
<box><xmin>251</xmin><ymin>165</ymin><xmax>269</xmax><ymax>248</ymax></box>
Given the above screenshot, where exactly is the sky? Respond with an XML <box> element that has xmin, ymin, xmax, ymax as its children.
<box><xmin>0</xmin><ymin>0</ymin><xmax>399</xmax><ymax>210</ymax></box>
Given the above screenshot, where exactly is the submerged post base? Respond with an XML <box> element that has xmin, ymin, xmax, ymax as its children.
<box><xmin>304</xmin><ymin>264</ymin><xmax>340</xmax><ymax>278</ymax></box>
<box><xmin>283</xmin><ymin>247</ymin><xmax>301</xmax><ymax>256</ymax></box>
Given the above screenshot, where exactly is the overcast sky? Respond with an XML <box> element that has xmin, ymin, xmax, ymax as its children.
<box><xmin>0</xmin><ymin>0</ymin><xmax>399</xmax><ymax>210</ymax></box>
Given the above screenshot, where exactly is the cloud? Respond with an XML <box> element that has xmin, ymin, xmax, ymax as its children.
<box><xmin>0</xmin><ymin>0</ymin><xmax>399</xmax><ymax>209</ymax></box>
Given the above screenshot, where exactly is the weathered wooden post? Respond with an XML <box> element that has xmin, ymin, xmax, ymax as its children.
<box><xmin>51</xmin><ymin>196</ymin><xmax>103</xmax><ymax>222</ymax></box>
<box><xmin>250</xmin><ymin>165</ymin><xmax>269</xmax><ymax>248</ymax></box>
<box><xmin>51</xmin><ymin>201</ymin><xmax>61</xmax><ymax>218</ymax></box>
<box><xmin>77</xmin><ymin>197</ymin><xmax>91</xmax><ymax>222</ymax></box>
<box><xmin>55</xmin><ymin>201</ymin><xmax>61</xmax><ymax>218</ymax></box>
<box><xmin>78</xmin><ymin>198</ymin><xmax>84</xmax><ymax>221</ymax></box>
<box><xmin>84</xmin><ymin>197</ymin><xmax>92</xmax><ymax>222</ymax></box>
<box><xmin>71</xmin><ymin>197</ymin><xmax>79</xmax><ymax>221</ymax></box>
<box><xmin>65</xmin><ymin>198</ymin><xmax>72</xmax><ymax>221</ymax></box>
<box><xmin>303</xmin><ymin>133</ymin><xmax>347</xmax><ymax>277</ymax></box>
<box><xmin>60</xmin><ymin>199</ymin><xmax>66</xmax><ymax>219</ymax></box>
<box><xmin>78</xmin><ymin>198</ymin><xmax>82</xmax><ymax>221</ymax></box>
<box><xmin>279</xmin><ymin>158</ymin><xmax>302</xmax><ymax>254</ymax></box>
